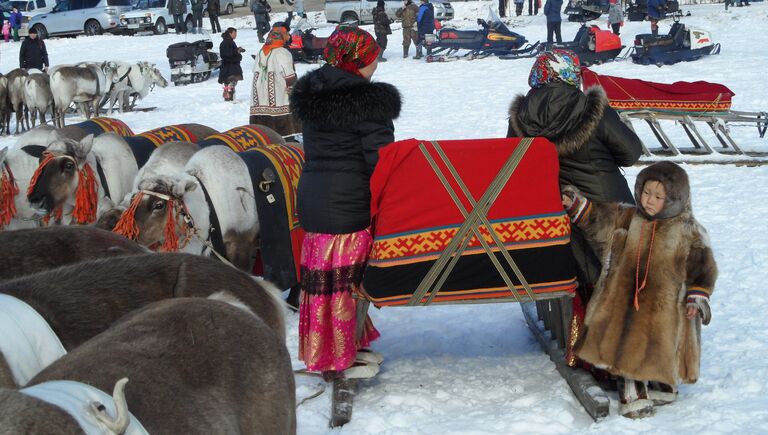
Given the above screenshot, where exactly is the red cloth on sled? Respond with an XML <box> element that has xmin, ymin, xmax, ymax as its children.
<box><xmin>581</xmin><ymin>67</ymin><xmax>734</xmax><ymax>113</ymax></box>
<box><xmin>362</xmin><ymin>137</ymin><xmax>577</xmax><ymax>307</ymax></box>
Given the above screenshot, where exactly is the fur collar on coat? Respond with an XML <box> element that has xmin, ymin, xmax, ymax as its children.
<box><xmin>507</xmin><ymin>85</ymin><xmax>607</xmax><ymax>156</ymax></box>
<box><xmin>290</xmin><ymin>64</ymin><xmax>402</xmax><ymax>130</ymax></box>
<box><xmin>634</xmin><ymin>161</ymin><xmax>690</xmax><ymax>220</ymax></box>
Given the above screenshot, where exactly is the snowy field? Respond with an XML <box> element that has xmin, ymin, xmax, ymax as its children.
<box><xmin>2</xmin><ymin>1</ymin><xmax>768</xmax><ymax>433</ymax></box>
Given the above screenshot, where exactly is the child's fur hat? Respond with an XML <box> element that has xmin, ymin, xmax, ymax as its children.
<box><xmin>634</xmin><ymin>161</ymin><xmax>690</xmax><ymax>220</ymax></box>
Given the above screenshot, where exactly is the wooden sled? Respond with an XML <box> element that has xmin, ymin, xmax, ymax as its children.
<box><xmin>330</xmin><ymin>137</ymin><xmax>607</xmax><ymax>426</ymax></box>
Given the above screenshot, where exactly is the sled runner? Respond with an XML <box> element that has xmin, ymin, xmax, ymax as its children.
<box><xmin>330</xmin><ymin>137</ymin><xmax>609</xmax><ymax>426</ymax></box>
<box><xmin>582</xmin><ymin>68</ymin><xmax>768</xmax><ymax>158</ymax></box>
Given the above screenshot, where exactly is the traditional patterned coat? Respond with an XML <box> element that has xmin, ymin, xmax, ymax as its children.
<box><xmin>250</xmin><ymin>46</ymin><xmax>299</xmax><ymax>137</ymax></box>
<box><xmin>569</xmin><ymin>162</ymin><xmax>718</xmax><ymax>386</ymax></box>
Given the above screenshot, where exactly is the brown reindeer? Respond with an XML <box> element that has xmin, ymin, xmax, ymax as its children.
<box><xmin>0</xmin><ymin>252</ymin><xmax>285</xmax><ymax>389</ymax></box>
<box><xmin>0</xmin><ymin>226</ymin><xmax>146</xmax><ymax>281</ymax></box>
<box><xmin>0</xmin><ymin>297</ymin><xmax>296</xmax><ymax>434</ymax></box>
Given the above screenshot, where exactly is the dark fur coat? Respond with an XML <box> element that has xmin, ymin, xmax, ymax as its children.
<box><xmin>571</xmin><ymin>162</ymin><xmax>718</xmax><ymax>385</ymax></box>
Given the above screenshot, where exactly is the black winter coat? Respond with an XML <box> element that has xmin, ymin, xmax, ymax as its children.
<box><xmin>207</xmin><ymin>0</ymin><xmax>219</xmax><ymax>14</ymax></box>
<box><xmin>507</xmin><ymin>83</ymin><xmax>642</xmax><ymax>203</ymax></box>
<box><xmin>218</xmin><ymin>32</ymin><xmax>243</xmax><ymax>84</ymax></box>
<box><xmin>19</xmin><ymin>37</ymin><xmax>49</xmax><ymax>70</ymax></box>
<box><xmin>290</xmin><ymin>64</ymin><xmax>402</xmax><ymax>234</ymax></box>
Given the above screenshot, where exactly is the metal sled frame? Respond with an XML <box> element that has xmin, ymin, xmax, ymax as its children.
<box><xmin>329</xmin><ymin>138</ymin><xmax>607</xmax><ymax>427</ymax></box>
<box><xmin>618</xmin><ymin>109</ymin><xmax>768</xmax><ymax>158</ymax></box>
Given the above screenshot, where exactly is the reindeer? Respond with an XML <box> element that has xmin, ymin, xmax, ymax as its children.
<box><xmin>6</xmin><ymin>68</ymin><xmax>30</xmax><ymax>134</ymax></box>
<box><xmin>26</xmin><ymin>132</ymin><xmax>138</xmax><ymax>225</ymax></box>
<box><xmin>0</xmin><ymin>253</ymin><xmax>286</xmax><ymax>388</ymax></box>
<box><xmin>106</xmin><ymin>61</ymin><xmax>169</xmax><ymax>115</ymax></box>
<box><xmin>109</xmin><ymin>145</ymin><xmax>259</xmax><ymax>270</ymax></box>
<box><xmin>0</xmin><ymin>297</ymin><xmax>295</xmax><ymax>434</ymax></box>
<box><xmin>49</xmin><ymin>62</ymin><xmax>120</xmax><ymax>128</ymax></box>
<box><xmin>98</xmin><ymin>141</ymin><xmax>201</xmax><ymax>231</ymax></box>
<box><xmin>0</xmin><ymin>74</ymin><xmax>11</xmax><ymax>135</ymax></box>
<box><xmin>0</xmin><ymin>145</ymin><xmax>42</xmax><ymax>230</ymax></box>
<box><xmin>24</xmin><ymin>72</ymin><xmax>54</xmax><ymax>128</ymax></box>
<box><xmin>0</xmin><ymin>226</ymin><xmax>147</xmax><ymax>280</ymax></box>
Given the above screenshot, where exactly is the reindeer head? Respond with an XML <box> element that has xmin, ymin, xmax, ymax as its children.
<box><xmin>114</xmin><ymin>176</ymin><xmax>197</xmax><ymax>249</ymax></box>
<box><xmin>101</xmin><ymin>61</ymin><xmax>122</xmax><ymax>85</ymax></box>
<box><xmin>27</xmin><ymin>134</ymin><xmax>95</xmax><ymax>217</ymax></box>
<box><xmin>140</xmin><ymin>62</ymin><xmax>168</xmax><ymax>89</ymax></box>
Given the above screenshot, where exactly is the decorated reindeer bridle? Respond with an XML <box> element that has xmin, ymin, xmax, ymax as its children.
<box><xmin>113</xmin><ymin>189</ymin><xmax>195</xmax><ymax>252</ymax></box>
<box><xmin>26</xmin><ymin>151</ymin><xmax>99</xmax><ymax>225</ymax></box>
<box><xmin>0</xmin><ymin>161</ymin><xmax>19</xmax><ymax>229</ymax></box>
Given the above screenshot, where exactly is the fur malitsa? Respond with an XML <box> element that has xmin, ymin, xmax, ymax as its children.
<box><xmin>0</xmin><ymin>253</ymin><xmax>285</xmax><ymax>350</ymax></box>
<box><xmin>0</xmin><ymin>226</ymin><xmax>147</xmax><ymax>281</ymax></box>
<box><xmin>572</xmin><ymin>163</ymin><xmax>718</xmax><ymax>385</ymax></box>
<box><xmin>290</xmin><ymin>66</ymin><xmax>402</xmax><ymax>130</ymax></box>
<box><xmin>0</xmin><ymin>298</ymin><xmax>296</xmax><ymax>435</ymax></box>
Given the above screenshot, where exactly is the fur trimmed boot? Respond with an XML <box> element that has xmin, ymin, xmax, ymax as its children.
<box><xmin>648</xmin><ymin>381</ymin><xmax>678</xmax><ymax>406</ymax></box>
<box><xmin>618</xmin><ymin>378</ymin><xmax>654</xmax><ymax>419</ymax></box>
<box><xmin>222</xmin><ymin>85</ymin><xmax>233</xmax><ymax>101</ymax></box>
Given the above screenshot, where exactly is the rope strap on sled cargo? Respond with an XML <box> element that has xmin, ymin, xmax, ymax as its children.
<box><xmin>407</xmin><ymin>138</ymin><xmax>537</xmax><ymax>306</ymax></box>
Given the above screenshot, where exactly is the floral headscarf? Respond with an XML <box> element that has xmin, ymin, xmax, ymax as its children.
<box><xmin>262</xmin><ymin>25</ymin><xmax>291</xmax><ymax>56</ymax></box>
<box><xmin>528</xmin><ymin>49</ymin><xmax>582</xmax><ymax>89</ymax></box>
<box><xmin>323</xmin><ymin>26</ymin><xmax>380</xmax><ymax>77</ymax></box>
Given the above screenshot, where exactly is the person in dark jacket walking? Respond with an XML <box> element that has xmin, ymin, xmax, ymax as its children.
<box><xmin>190</xmin><ymin>0</ymin><xmax>204</xmax><ymax>32</ymax></box>
<box><xmin>207</xmin><ymin>0</ymin><xmax>221</xmax><ymax>32</ymax></box>
<box><xmin>415</xmin><ymin>0</ymin><xmax>434</xmax><ymax>59</ymax></box>
<box><xmin>647</xmin><ymin>0</ymin><xmax>663</xmax><ymax>35</ymax></box>
<box><xmin>290</xmin><ymin>26</ymin><xmax>401</xmax><ymax>381</ymax></box>
<box><xmin>372</xmin><ymin>0</ymin><xmax>391</xmax><ymax>62</ymax></box>
<box><xmin>219</xmin><ymin>27</ymin><xmax>244</xmax><ymax>101</ymax></box>
<box><xmin>168</xmin><ymin>0</ymin><xmax>187</xmax><ymax>33</ymax></box>
<box><xmin>19</xmin><ymin>27</ymin><xmax>48</xmax><ymax>71</ymax></box>
<box><xmin>543</xmin><ymin>0</ymin><xmax>563</xmax><ymax>44</ymax></box>
<box><xmin>251</xmin><ymin>0</ymin><xmax>271</xmax><ymax>42</ymax></box>
<box><xmin>9</xmin><ymin>7</ymin><xmax>22</xmax><ymax>42</ymax></box>
<box><xmin>506</xmin><ymin>49</ymin><xmax>643</xmax><ymax>368</ymax></box>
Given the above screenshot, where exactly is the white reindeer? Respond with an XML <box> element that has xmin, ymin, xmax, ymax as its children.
<box><xmin>23</xmin><ymin>73</ymin><xmax>54</xmax><ymax>128</ymax></box>
<box><xmin>49</xmin><ymin>62</ymin><xmax>121</xmax><ymax>128</ymax></box>
<box><xmin>0</xmin><ymin>146</ymin><xmax>42</xmax><ymax>230</ymax></box>
<box><xmin>6</xmin><ymin>69</ymin><xmax>29</xmax><ymax>134</ymax></box>
<box><xmin>106</xmin><ymin>61</ymin><xmax>169</xmax><ymax>115</ymax></box>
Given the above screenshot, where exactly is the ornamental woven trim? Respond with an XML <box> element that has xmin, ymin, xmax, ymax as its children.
<box><xmin>257</xmin><ymin>144</ymin><xmax>304</xmax><ymax>230</ymax></box>
<box><xmin>89</xmin><ymin>117</ymin><xmax>134</xmax><ymax>136</ymax></box>
<box><xmin>207</xmin><ymin>126</ymin><xmax>274</xmax><ymax>152</ymax></box>
<box><xmin>609</xmin><ymin>99</ymin><xmax>732</xmax><ymax>113</ymax></box>
<box><xmin>369</xmin><ymin>213</ymin><xmax>571</xmax><ymax>266</ymax></box>
<box><xmin>137</xmin><ymin>125</ymin><xmax>195</xmax><ymax>146</ymax></box>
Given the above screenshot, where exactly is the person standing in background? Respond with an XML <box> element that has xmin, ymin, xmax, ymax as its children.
<box><xmin>543</xmin><ymin>0</ymin><xmax>563</xmax><ymax>45</ymax></box>
<box><xmin>372</xmin><ymin>0</ymin><xmax>392</xmax><ymax>62</ymax></box>
<box><xmin>414</xmin><ymin>0</ymin><xmax>434</xmax><ymax>59</ymax></box>
<box><xmin>191</xmin><ymin>0</ymin><xmax>204</xmax><ymax>32</ymax></box>
<box><xmin>514</xmin><ymin>0</ymin><xmax>524</xmax><ymax>16</ymax></box>
<box><xmin>207</xmin><ymin>0</ymin><xmax>221</xmax><ymax>32</ymax></box>
<box><xmin>647</xmin><ymin>0</ymin><xmax>663</xmax><ymax>35</ymax></box>
<box><xmin>528</xmin><ymin>0</ymin><xmax>539</xmax><ymax>15</ymax></box>
<box><xmin>19</xmin><ymin>27</ymin><xmax>48</xmax><ymax>71</ymax></box>
<box><xmin>9</xmin><ymin>7</ymin><xmax>22</xmax><ymax>42</ymax></box>
<box><xmin>168</xmin><ymin>0</ymin><xmax>187</xmax><ymax>34</ymax></box>
<box><xmin>251</xmin><ymin>0</ymin><xmax>271</xmax><ymax>42</ymax></box>
<box><xmin>607</xmin><ymin>0</ymin><xmax>623</xmax><ymax>35</ymax></box>
<box><xmin>219</xmin><ymin>27</ymin><xmax>245</xmax><ymax>101</ymax></box>
<box><xmin>396</xmin><ymin>0</ymin><xmax>419</xmax><ymax>58</ymax></box>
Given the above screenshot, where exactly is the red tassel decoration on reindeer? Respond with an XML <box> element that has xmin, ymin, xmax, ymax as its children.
<box><xmin>0</xmin><ymin>164</ymin><xmax>19</xmax><ymax>229</ymax></box>
<box><xmin>160</xmin><ymin>199</ymin><xmax>180</xmax><ymax>252</ymax></box>
<box><xmin>26</xmin><ymin>152</ymin><xmax>55</xmax><ymax>197</ymax></box>
<box><xmin>112</xmin><ymin>192</ymin><xmax>145</xmax><ymax>240</ymax></box>
<box><xmin>71</xmin><ymin>163</ymin><xmax>98</xmax><ymax>224</ymax></box>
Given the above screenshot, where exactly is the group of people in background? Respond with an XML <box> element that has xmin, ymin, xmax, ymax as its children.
<box><xmin>499</xmin><ymin>0</ymin><xmax>540</xmax><ymax>16</ymax></box>
<box><xmin>167</xmin><ymin>0</ymin><xmax>221</xmax><ymax>34</ymax></box>
<box><xmin>1</xmin><ymin>7</ymin><xmax>24</xmax><ymax>43</ymax></box>
<box><xmin>395</xmin><ymin>0</ymin><xmax>434</xmax><ymax>59</ymax></box>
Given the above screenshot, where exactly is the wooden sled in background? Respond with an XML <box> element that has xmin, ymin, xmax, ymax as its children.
<box><xmin>330</xmin><ymin>137</ymin><xmax>609</xmax><ymax>427</ymax></box>
<box><xmin>582</xmin><ymin>68</ymin><xmax>768</xmax><ymax>160</ymax></box>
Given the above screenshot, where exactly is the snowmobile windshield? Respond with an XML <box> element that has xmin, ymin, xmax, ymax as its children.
<box><xmin>487</xmin><ymin>9</ymin><xmax>511</xmax><ymax>33</ymax></box>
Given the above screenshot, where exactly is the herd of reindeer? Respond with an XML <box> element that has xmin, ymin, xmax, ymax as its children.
<box><xmin>0</xmin><ymin>116</ymin><xmax>300</xmax><ymax>432</ymax></box>
<box><xmin>0</xmin><ymin>60</ymin><xmax>168</xmax><ymax>134</ymax></box>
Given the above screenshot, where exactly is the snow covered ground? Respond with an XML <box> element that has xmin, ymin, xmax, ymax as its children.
<box><xmin>2</xmin><ymin>1</ymin><xmax>768</xmax><ymax>433</ymax></box>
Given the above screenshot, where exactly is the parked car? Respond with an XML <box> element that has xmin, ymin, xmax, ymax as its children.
<box><xmin>118</xmin><ymin>0</ymin><xmax>193</xmax><ymax>34</ymax></box>
<box><xmin>28</xmin><ymin>0</ymin><xmax>134</xmax><ymax>38</ymax></box>
<box><xmin>325</xmin><ymin>0</ymin><xmax>453</xmax><ymax>24</ymax></box>
<box><xmin>0</xmin><ymin>0</ymin><xmax>55</xmax><ymax>16</ymax></box>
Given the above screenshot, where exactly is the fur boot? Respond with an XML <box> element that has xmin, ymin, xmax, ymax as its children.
<box><xmin>618</xmin><ymin>378</ymin><xmax>654</xmax><ymax>419</ymax></box>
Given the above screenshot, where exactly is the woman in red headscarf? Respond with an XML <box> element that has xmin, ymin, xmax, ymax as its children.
<box><xmin>290</xmin><ymin>25</ymin><xmax>401</xmax><ymax>381</ymax></box>
<box><xmin>250</xmin><ymin>23</ymin><xmax>300</xmax><ymax>138</ymax></box>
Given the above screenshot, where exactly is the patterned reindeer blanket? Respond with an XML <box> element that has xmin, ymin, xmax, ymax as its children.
<box><xmin>362</xmin><ymin>137</ymin><xmax>577</xmax><ymax>307</ymax></box>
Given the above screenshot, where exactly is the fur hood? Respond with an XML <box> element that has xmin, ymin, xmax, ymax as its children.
<box><xmin>507</xmin><ymin>84</ymin><xmax>607</xmax><ymax>156</ymax></box>
<box><xmin>634</xmin><ymin>161</ymin><xmax>690</xmax><ymax>220</ymax></box>
<box><xmin>290</xmin><ymin>64</ymin><xmax>402</xmax><ymax>130</ymax></box>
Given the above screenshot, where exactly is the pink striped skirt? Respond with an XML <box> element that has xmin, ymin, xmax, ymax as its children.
<box><xmin>298</xmin><ymin>228</ymin><xmax>380</xmax><ymax>372</ymax></box>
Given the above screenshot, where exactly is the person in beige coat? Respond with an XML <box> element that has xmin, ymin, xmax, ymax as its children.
<box><xmin>396</xmin><ymin>0</ymin><xmax>419</xmax><ymax>58</ymax></box>
<box><xmin>563</xmin><ymin>162</ymin><xmax>718</xmax><ymax>419</ymax></box>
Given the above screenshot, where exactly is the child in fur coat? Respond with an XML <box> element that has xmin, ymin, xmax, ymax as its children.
<box><xmin>562</xmin><ymin>161</ymin><xmax>717</xmax><ymax>419</ymax></box>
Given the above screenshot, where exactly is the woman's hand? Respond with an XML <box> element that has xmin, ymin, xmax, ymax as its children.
<box><xmin>686</xmin><ymin>305</ymin><xmax>699</xmax><ymax>320</ymax></box>
<box><xmin>562</xmin><ymin>194</ymin><xmax>573</xmax><ymax>208</ymax></box>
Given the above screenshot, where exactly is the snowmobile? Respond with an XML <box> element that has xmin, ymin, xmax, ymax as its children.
<box><xmin>425</xmin><ymin>10</ymin><xmax>540</xmax><ymax>62</ymax></box>
<box><xmin>625</xmin><ymin>0</ymin><xmax>679</xmax><ymax>21</ymax></box>
<box><xmin>551</xmin><ymin>24</ymin><xmax>624</xmax><ymax>66</ymax></box>
<box><xmin>288</xmin><ymin>27</ymin><xmax>328</xmax><ymax>64</ymax></box>
<box><xmin>630</xmin><ymin>15</ymin><xmax>720</xmax><ymax>66</ymax></box>
<box><xmin>564</xmin><ymin>0</ymin><xmax>609</xmax><ymax>22</ymax></box>
<box><xmin>166</xmin><ymin>35</ymin><xmax>221</xmax><ymax>86</ymax></box>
